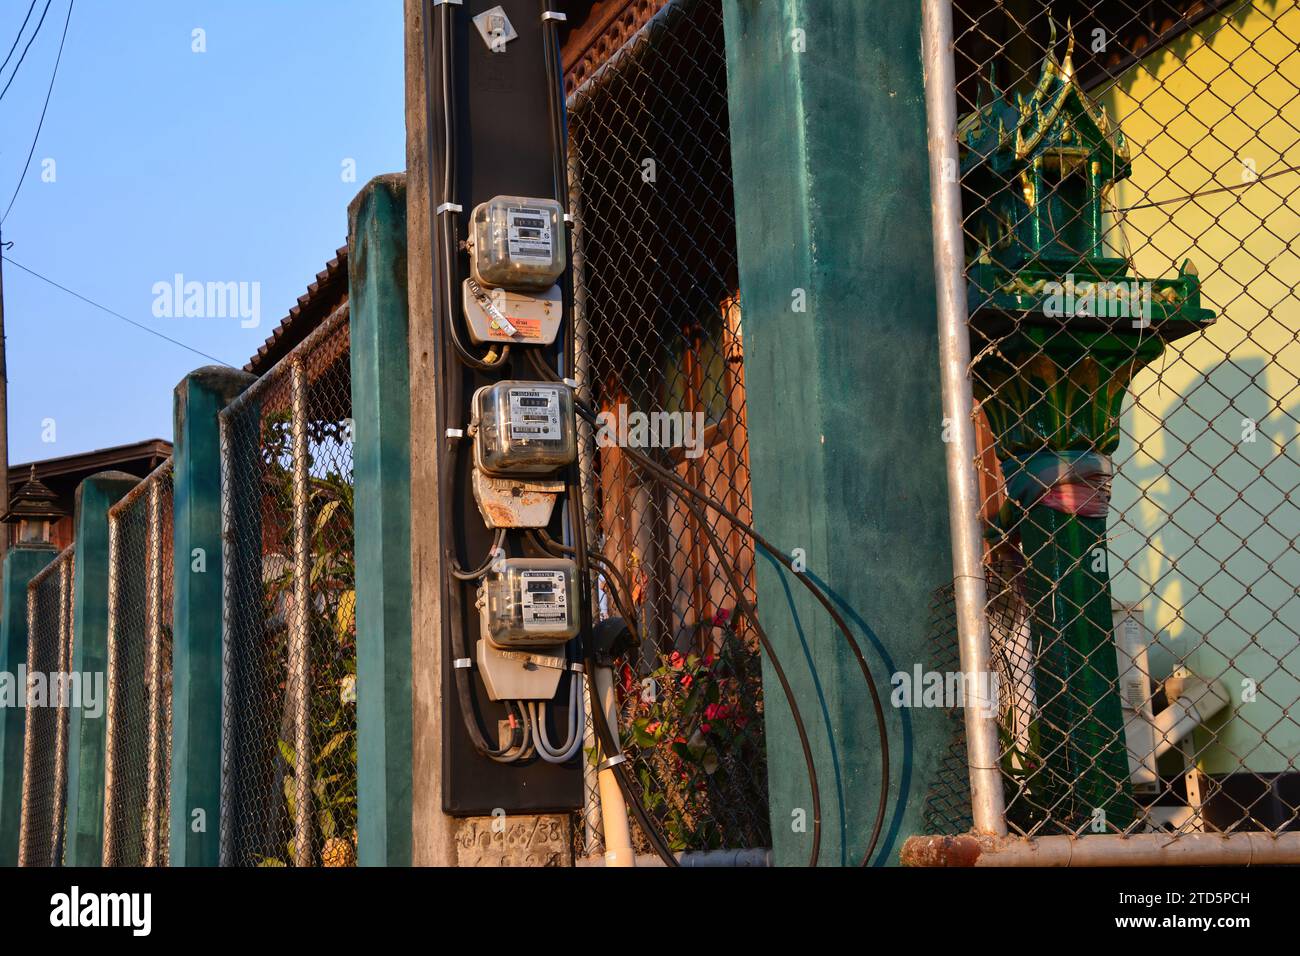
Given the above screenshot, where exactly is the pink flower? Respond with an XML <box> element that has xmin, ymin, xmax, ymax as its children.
<box><xmin>712</xmin><ymin>607</ymin><xmax>732</xmax><ymax>627</ymax></box>
<box><xmin>680</xmin><ymin>674</ymin><xmax>694</xmax><ymax>689</ymax></box>
<box><xmin>704</xmin><ymin>703</ymin><xmax>731</xmax><ymax>722</ymax></box>
<box><xmin>668</xmin><ymin>651</ymin><xmax>685</xmax><ymax>671</ymax></box>
<box><xmin>700</xmin><ymin>722</ymin><xmax>712</xmax><ymax>734</ymax></box>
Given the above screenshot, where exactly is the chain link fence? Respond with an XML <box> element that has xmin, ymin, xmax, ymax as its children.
<box><xmin>17</xmin><ymin>546</ymin><xmax>75</xmax><ymax>867</ymax></box>
<box><xmin>937</xmin><ymin>0</ymin><xmax>1300</xmax><ymax>841</ymax></box>
<box><xmin>102</xmin><ymin>461</ymin><xmax>174</xmax><ymax>867</ymax></box>
<box><xmin>568</xmin><ymin>0</ymin><xmax>770</xmax><ymax>858</ymax></box>
<box><xmin>219</xmin><ymin>306</ymin><xmax>357</xmax><ymax>867</ymax></box>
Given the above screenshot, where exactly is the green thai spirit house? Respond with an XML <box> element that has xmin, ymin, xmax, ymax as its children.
<box><xmin>958</xmin><ymin>26</ymin><xmax>1215</xmax><ymax>832</ymax></box>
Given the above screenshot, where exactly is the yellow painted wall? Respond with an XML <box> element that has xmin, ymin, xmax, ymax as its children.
<box><xmin>1103</xmin><ymin>0</ymin><xmax>1300</xmax><ymax>774</ymax></box>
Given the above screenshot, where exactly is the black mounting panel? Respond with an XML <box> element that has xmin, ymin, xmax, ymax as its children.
<box><xmin>436</xmin><ymin>0</ymin><xmax>584</xmax><ymax>816</ymax></box>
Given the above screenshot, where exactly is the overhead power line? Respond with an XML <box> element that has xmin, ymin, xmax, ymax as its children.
<box><xmin>0</xmin><ymin>1</ymin><xmax>40</xmax><ymax>78</ymax></box>
<box><xmin>2</xmin><ymin>254</ymin><xmax>236</xmax><ymax>367</ymax></box>
<box><xmin>2</xmin><ymin>0</ymin><xmax>71</xmax><ymax>224</ymax></box>
<box><xmin>0</xmin><ymin>0</ymin><xmax>52</xmax><ymax>103</ymax></box>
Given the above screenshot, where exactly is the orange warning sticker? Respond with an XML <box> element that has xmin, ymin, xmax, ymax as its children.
<box><xmin>488</xmin><ymin>317</ymin><xmax>543</xmax><ymax>341</ymax></box>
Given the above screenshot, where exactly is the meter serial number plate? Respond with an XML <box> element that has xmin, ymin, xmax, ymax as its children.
<box><xmin>519</xmin><ymin>570</ymin><xmax>569</xmax><ymax>631</ymax></box>
<box><xmin>507</xmin><ymin>206</ymin><xmax>553</xmax><ymax>263</ymax></box>
<box><xmin>508</xmin><ymin>388</ymin><xmax>561</xmax><ymax>441</ymax></box>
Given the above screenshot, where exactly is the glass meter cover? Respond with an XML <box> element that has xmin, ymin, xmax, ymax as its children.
<box><xmin>472</xmin><ymin>381</ymin><xmax>576</xmax><ymax>476</ymax></box>
<box><xmin>480</xmin><ymin>557</ymin><xmax>580</xmax><ymax>646</ymax></box>
<box><xmin>469</xmin><ymin>196</ymin><xmax>566</xmax><ymax>291</ymax></box>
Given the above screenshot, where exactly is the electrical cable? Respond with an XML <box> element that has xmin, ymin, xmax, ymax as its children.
<box><xmin>520</xmin><ymin>158</ymin><xmax>888</xmax><ymax>860</ymax></box>
<box><xmin>0</xmin><ymin>0</ymin><xmax>50</xmax><ymax>103</ymax></box>
<box><xmin>532</xmin><ymin>495</ymin><xmax>823</xmax><ymax>865</ymax></box>
<box><xmin>2</xmin><ymin>0</ymin><xmax>72</xmax><ymax>224</ymax></box>
<box><xmin>450</xmin><ymin>527</ymin><xmax>506</xmax><ymax>581</ymax></box>
<box><xmin>0</xmin><ymin>1</ymin><xmax>39</xmax><ymax>79</ymax></box>
<box><xmin>532</xmin><ymin>693</ymin><xmax>584</xmax><ymax>763</ymax></box>
<box><xmin>436</xmin><ymin>0</ymin><xmax>509</xmax><ymax>372</ymax></box>
<box><xmin>570</xmin><ymin>399</ymin><xmax>892</xmax><ymax>865</ymax></box>
<box><xmin>2</xmin><ymin>255</ymin><xmax>235</xmax><ymax>366</ymax></box>
<box><xmin>535</xmin><ymin>0</ymin><xmax>689</xmax><ymax>867</ymax></box>
<box><xmin>427</xmin><ymin>0</ymin><xmax>526</xmax><ymax>765</ymax></box>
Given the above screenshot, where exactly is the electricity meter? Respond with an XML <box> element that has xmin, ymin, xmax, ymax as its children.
<box><xmin>479</xmin><ymin>557</ymin><xmax>580</xmax><ymax>647</ymax></box>
<box><xmin>471</xmin><ymin>381</ymin><xmax>575</xmax><ymax>476</ymax></box>
<box><xmin>468</xmin><ymin>196</ymin><xmax>566</xmax><ymax>291</ymax></box>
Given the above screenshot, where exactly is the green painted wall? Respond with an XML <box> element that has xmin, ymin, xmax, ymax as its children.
<box><xmin>64</xmin><ymin>471</ymin><xmax>139</xmax><ymax>866</ymax></box>
<box><xmin>722</xmin><ymin>0</ymin><xmax>953</xmax><ymax>864</ymax></box>
<box><xmin>348</xmin><ymin>173</ymin><xmax>414</xmax><ymax>866</ymax></box>
<box><xmin>170</xmin><ymin>367</ymin><xmax>253</xmax><ymax>866</ymax></box>
<box><xmin>0</xmin><ymin>545</ymin><xmax>58</xmax><ymax>866</ymax></box>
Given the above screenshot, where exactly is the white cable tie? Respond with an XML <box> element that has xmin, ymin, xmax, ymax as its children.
<box><xmin>432</xmin><ymin>0</ymin><xmax>462</xmax><ymax>6</ymax></box>
<box><xmin>563</xmin><ymin>213</ymin><xmax>574</xmax><ymax>224</ymax></box>
<box><xmin>562</xmin><ymin>377</ymin><xmax>578</xmax><ymax>389</ymax></box>
<box><xmin>436</xmin><ymin>202</ymin><xmax>463</xmax><ymax>215</ymax></box>
<box><xmin>453</xmin><ymin>658</ymin><xmax>473</xmax><ymax>669</ymax></box>
<box><xmin>542</xmin><ymin>11</ymin><xmax>567</xmax><ymax>22</ymax></box>
<box><xmin>597</xmin><ymin>754</ymin><xmax>627</xmax><ymax>771</ymax></box>
<box><xmin>445</xmin><ymin>427</ymin><xmax>464</xmax><ymax>440</ymax></box>
<box><xmin>569</xmin><ymin>662</ymin><xmax>585</xmax><ymax>674</ymax></box>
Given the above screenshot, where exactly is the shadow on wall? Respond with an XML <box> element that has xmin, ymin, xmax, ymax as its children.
<box><xmin>1110</xmin><ymin>354</ymin><xmax>1300</xmax><ymax>775</ymax></box>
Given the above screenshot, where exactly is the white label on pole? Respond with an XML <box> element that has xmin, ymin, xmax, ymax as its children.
<box><xmin>507</xmin><ymin>206</ymin><xmax>553</xmax><ymax>263</ymax></box>
<box><xmin>520</xmin><ymin>570</ymin><xmax>569</xmax><ymax>631</ymax></box>
<box><xmin>508</xmin><ymin>387</ymin><xmax>561</xmax><ymax>440</ymax></box>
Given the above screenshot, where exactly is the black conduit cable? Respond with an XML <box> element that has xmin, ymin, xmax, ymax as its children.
<box><xmin>450</xmin><ymin>527</ymin><xmax>506</xmax><ymax>581</ymax></box>
<box><xmin>563</xmin><ymin>449</ymin><xmax>681</xmax><ymax>867</ymax></box>
<box><xmin>536</xmin><ymin>512</ymin><xmax>825</xmax><ymax>866</ymax></box>
<box><xmin>673</xmin><ymin>487</ymin><xmax>822</xmax><ymax>866</ymax></box>
<box><xmin>531</xmin><ymin>7</ymin><xmax>889</xmax><ymax>858</ymax></box>
<box><xmin>425</xmin><ymin>0</ymin><xmax>527</xmax><ymax>764</ymax></box>
<box><xmin>539</xmin><ymin>12</ymin><xmax>682</xmax><ymax>865</ymax></box>
<box><xmin>571</xmin><ymin>400</ymin><xmax>892</xmax><ymax>865</ymax></box>
<box><xmin>435</xmin><ymin>0</ymin><xmax>510</xmax><ymax>373</ymax></box>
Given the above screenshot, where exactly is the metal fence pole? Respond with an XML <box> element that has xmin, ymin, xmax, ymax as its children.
<box><xmin>289</xmin><ymin>357</ymin><xmax>313</xmax><ymax>867</ymax></box>
<box><xmin>16</xmin><ymin>585</ymin><xmax>35</xmax><ymax>866</ymax></box>
<box><xmin>920</xmin><ymin>0</ymin><xmax>1006</xmax><ymax>837</ymax></box>
<box><xmin>144</xmin><ymin>480</ymin><xmax>163</xmax><ymax>867</ymax></box>
<box><xmin>568</xmin><ymin>132</ymin><xmax>607</xmax><ymax>858</ymax></box>
<box><xmin>51</xmin><ymin>557</ymin><xmax>72</xmax><ymax>863</ymax></box>
<box><xmin>217</xmin><ymin>410</ymin><xmax>233</xmax><ymax>868</ymax></box>
<box><xmin>101</xmin><ymin>516</ymin><xmax>121</xmax><ymax>866</ymax></box>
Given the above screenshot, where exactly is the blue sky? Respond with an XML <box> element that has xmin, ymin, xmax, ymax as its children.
<box><xmin>1</xmin><ymin>0</ymin><xmax>404</xmax><ymax>464</ymax></box>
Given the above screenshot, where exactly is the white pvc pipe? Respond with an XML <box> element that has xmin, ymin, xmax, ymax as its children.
<box><xmin>592</xmin><ymin>665</ymin><xmax>635</xmax><ymax>867</ymax></box>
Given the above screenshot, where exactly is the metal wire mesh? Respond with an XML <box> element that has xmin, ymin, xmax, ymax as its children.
<box><xmin>103</xmin><ymin>461</ymin><xmax>174</xmax><ymax>867</ymax></box>
<box><xmin>568</xmin><ymin>0</ymin><xmax>770</xmax><ymax>856</ymax></box>
<box><xmin>950</xmin><ymin>0</ymin><xmax>1300</xmax><ymax>838</ymax></box>
<box><xmin>219</xmin><ymin>307</ymin><xmax>357</xmax><ymax>867</ymax></box>
<box><xmin>17</xmin><ymin>546</ymin><xmax>75</xmax><ymax>867</ymax></box>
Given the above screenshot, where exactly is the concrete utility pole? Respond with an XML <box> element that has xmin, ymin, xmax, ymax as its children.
<box><xmin>404</xmin><ymin>0</ymin><xmax>581</xmax><ymax>865</ymax></box>
<box><xmin>404</xmin><ymin>0</ymin><xmax>457</xmax><ymax>869</ymax></box>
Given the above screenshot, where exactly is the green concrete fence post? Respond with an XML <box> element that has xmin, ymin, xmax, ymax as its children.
<box><xmin>0</xmin><ymin>544</ymin><xmax>58</xmax><ymax>865</ymax></box>
<box><xmin>722</xmin><ymin>0</ymin><xmax>953</xmax><ymax>865</ymax></box>
<box><xmin>64</xmin><ymin>471</ymin><xmax>140</xmax><ymax>866</ymax></box>
<box><xmin>348</xmin><ymin>174</ymin><xmax>413</xmax><ymax>866</ymax></box>
<box><xmin>170</xmin><ymin>367</ymin><xmax>254</xmax><ymax>866</ymax></box>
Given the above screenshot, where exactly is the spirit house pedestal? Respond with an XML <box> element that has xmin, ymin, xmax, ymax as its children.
<box><xmin>958</xmin><ymin>29</ymin><xmax>1214</xmax><ymax>831</ymax></box>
